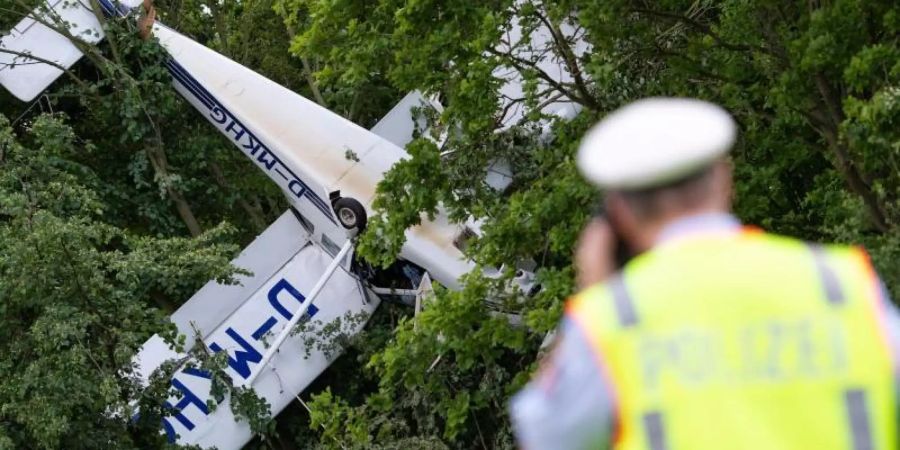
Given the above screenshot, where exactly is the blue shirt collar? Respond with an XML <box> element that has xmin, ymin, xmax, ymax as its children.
<box><xmin>656</xmin><ymin>212</ymin><xmax>741</xmax><ymax>245</ymax></box>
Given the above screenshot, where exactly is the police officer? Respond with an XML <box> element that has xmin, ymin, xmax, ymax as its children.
<box><xmin>510</xmin><ymin>98</ymin><xmax>898</xmax><ymax>449</ymax></box>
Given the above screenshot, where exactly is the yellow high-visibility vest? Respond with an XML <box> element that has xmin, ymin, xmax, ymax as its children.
<box><xmin>567</xmin><ymin>230</ymin><xmax>895</xmax><ymax>450</ymax></box>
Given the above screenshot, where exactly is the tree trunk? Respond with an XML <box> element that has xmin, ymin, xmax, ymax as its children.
<box><xmin>301</xmin><ymin>57</ymin><xmax>327</xmax><ymax>107</ymax></box>
<box><xmin>824</xmin><ymin>135</ymin><xmax>890</xmax><ymax>232</ymax></box>
<box><xmin>167</xmin><ymin>187</ymin><xmax>203</xmax><ymax>237</ymax></box>
<box><xmin>145</xmin><ymin>146</ymin><xmax>203</xmax><ymax>237</ymax></box>
<box><xmin>811</xmin><ymin>74</ymin><xmax>891</xmax><ymax>232</ymax></box>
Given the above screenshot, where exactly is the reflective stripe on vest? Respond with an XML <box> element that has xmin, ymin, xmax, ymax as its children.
<box><xmin>810</xmin><ymin>244</ymin><xmax>846</xmax><ymax>305</ymax></box>
<box><xmin>642</xmin><ymin>411</ymin><xmax>668</xmax><ymax>450</ymax></box>
<box><xmin>609</xmin><ymin>275</ymin><xmax>638</xmax><ymax>327</ymax></box>
<box><xmin>566</xmin><ymin>232</ymin><xmax>895</xmax><ymax>450</ymax></box>
<box><xmin>846</xmin><ymin>389</ymin><xmax>875</xmax><ymax>450</ymax></box>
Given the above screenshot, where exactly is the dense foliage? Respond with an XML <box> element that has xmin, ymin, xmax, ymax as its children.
<box><xmin>281</xmin><ymin>1</ymin><xmax>899</xmax><ymax>448</ymax></box>
<box><xmin>0</xmin><ymin>0</ymin><xmax>897</xmax><ymax>448</ymax></box>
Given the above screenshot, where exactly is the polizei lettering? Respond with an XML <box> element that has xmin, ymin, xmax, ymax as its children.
<box><xmin>637</xmin><ymin>316</ymin><xmax>849</xmax><ymax>393</ymax></box>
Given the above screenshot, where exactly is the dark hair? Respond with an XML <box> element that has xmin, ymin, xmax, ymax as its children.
<box><xmin>618</xmin><ymin>166</ymin><xmax>717</xmax><ymax>220</ymax></box>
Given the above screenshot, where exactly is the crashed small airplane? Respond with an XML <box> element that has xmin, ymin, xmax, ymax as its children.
<box><xmin>0</xmin><ymin>0</ymin><xmax>584</xmax><ymax>447</ymax></box>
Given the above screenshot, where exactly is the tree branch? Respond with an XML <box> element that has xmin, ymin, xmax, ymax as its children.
<box><xmin>145</xmin><ymin>144</ymin><xmax>203</xmax><ymax>237</ymax></box>
<box><xmin>798</xmin><ymin>108</ymin><xmax>890</xmax><ymax>232</ymax></box>
<box><xmin>87</xmin><ymin>0</ymin><xmax>125</xmax><ymax>66</ymax></box>
<box><xmin>0</xmin><ymin>48</ymin><xmax>92</xmax><ymax>92</ymax></box>
<box><xmin>488</xmin><ymin>48</ymin><xmax>592</xmax><ymax>110</ymax></box>
<box><xmin>138</xmin><ymin>98</ymin><xmax>204</xmax><ymax>237</ymax></box>
<box><xmin>532</xmin><ymin>7</ymin><xmax>599</xmax><ymax>110</ymax></box>
<box><xmin>300</xmin><ymin>56</ymin><xmax>327</xmax><ymax>107</ymax></box>
<box><xmin>631</xmin><ymin>8</ymin><xmax>769</xmax><ymax>54</ymax></box>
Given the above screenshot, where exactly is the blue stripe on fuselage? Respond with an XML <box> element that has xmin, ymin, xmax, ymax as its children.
<box><xmin>96</xmin><ymin>0</ymin><xmax>115</xmax><ymax>16</ymax></box>
<box><xmin>95</xmin><ymin>0</ymin><xmax>132</xmax><ymax>17</ymax></box>
<box><xmin>165</xmin><ymin>61</ymin><xmax>213</xmax><ymax>109</ymax></box>
<box><xmin>163</xmin><ymin>59</ymin><xmax>337</xmax><ymax>224</ymax></box>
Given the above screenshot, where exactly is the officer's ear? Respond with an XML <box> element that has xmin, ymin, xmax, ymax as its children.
<box><xmin>710</xmin><ymin>159</ymin><xmax>734</xmax><ymax>210</ymax></box>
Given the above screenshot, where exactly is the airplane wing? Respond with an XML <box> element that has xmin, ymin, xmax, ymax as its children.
<box><xmin>134</xmin><ymin>211</ymin><xmax>379</xmax><ymax>448</ymax></box>
<box><xmin>0</xmin><ymin>0</ymin><xmax>100</xmax><ymax>101</ymax></box>
<box><xmin>0</xmin><ymin>0</ymin><xmax>144</xmax><ymax>101</ymax></box>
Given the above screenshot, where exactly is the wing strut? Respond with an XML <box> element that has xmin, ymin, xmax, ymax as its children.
<box><xmin>243</xmin><ymin>238</ymin><xmax>354</xmax><ymax>386</ymax></box>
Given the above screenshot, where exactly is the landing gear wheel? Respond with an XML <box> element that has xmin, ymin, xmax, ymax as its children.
<box><xmin>333</xmin><ymin>197</ymin><xmax>367</xmax><ymax>231</ymax></box>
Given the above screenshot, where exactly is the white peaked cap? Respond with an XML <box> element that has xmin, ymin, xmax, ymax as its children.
<box><xmin>577</xmin><ymin>98</ymin><xmax>737</xmax><ymax>190</ymax></box>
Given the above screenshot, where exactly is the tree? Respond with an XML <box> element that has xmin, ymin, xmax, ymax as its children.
<box><xmin>0</xmin><ymin>0</ymin><xmax>896</xmax><ymax>448</ymax></box>
<box><xmin>277</xmin><ymin>0</ymin><xmax>898</xmax><ymax>448</ymax></box>
<box><xmin>0</xmin><ymin>3</ymin><xmax>297</xmax><ymax>446</ymax></box>
<box><xmin>0</xmin><ymin>113</ymin><xmax>245</xmax><ymax>448</ymax></box>
<box><xmin>2</xmin><ymin>0</ymin><xmax>289</xmax><ymax>241</ymax></box>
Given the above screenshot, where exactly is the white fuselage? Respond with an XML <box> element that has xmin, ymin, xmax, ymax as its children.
<box><xmin>156</xmin><ymin>23</ymin><xmax>474</xmax><ymax>290</ymax></box>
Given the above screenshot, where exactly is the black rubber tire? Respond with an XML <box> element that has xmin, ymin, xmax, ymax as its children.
<box><xmin>333</xmin><ymin>197</ymin><xmax>368</xmax><ymax>231</ymax></box>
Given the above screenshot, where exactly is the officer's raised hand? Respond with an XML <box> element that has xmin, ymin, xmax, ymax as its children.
<box><xmin>574</xmin><ymin>217</ymin><xmax>617</xmax><ymax>290</ymax></box>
